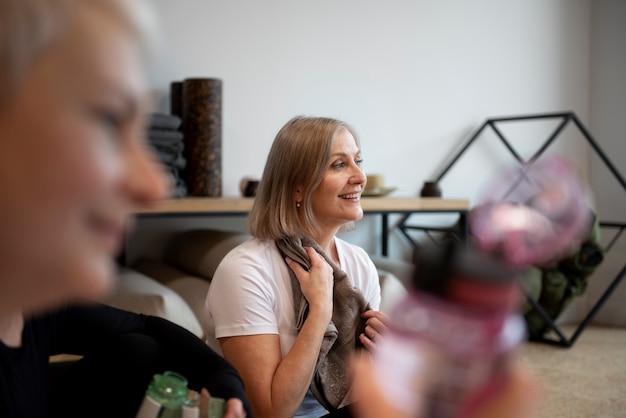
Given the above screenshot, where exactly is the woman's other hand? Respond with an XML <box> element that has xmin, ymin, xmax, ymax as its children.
<box><xmin>198</xmin><ymin>388</ymin><xmax>246</xmax><ymax>418</ymax></box>
<box><xmin>223</xmin><ymin>397</ymin><xmax>246</xmax><ymax>418</ymax></box>
<box><xmin>359</xmin><ymin>309</ymin><xmax>388</xmax><ymax>351</ymax></box>
<box><xmin>350</xmin><ymin>353</ymin><xmax>413</xmax><ymax>418</ymax></box>
<box><xmin>350</xmin><ymin>353</ymin><xmax>541</xmax><ymax>418</ymax></box>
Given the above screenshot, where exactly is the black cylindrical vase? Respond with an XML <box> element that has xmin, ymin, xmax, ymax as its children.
<box><xmin>181</xmin><ymin>78</ymin><xmax>222</xmax><ymax>197</ymax></box>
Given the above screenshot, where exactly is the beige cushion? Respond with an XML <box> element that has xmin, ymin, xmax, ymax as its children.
<box><xmin>167</xmin><ymin>277</ymin><xmax>212</xmax><ymax>339</ymax></box>
<box><xmin>108</xmin><ymin>267</ymin><xmax>204</xmax><ymax>338</ymax></box>
<box><xmin>162</xmin><ymin>229</ymin><xmax>251</xmax><ymax>280</ymax></box>
<box><xmin>132</xmin><ymin>258</ymin><xmax>213</xmax><ymax>338</ymax></box>
<box><xmin>132</xmin><ymin>257</ymin><xmax>196</xmax><ymax>286</ymax></box>
<box><xmin>370</xmin><ymin>256</ymin><xmax>415</xmax><ymax>288</ymax></box>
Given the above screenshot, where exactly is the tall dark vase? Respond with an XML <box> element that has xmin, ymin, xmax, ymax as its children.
<box><xmin>181</xmin><ymin>78</ymin><xmax>222</xmax><ymax>197</ymax></box>
<box><xmin>169</xmin><ymin>81</ymin><xmax>183</xmax><ymax>118</ymax></box>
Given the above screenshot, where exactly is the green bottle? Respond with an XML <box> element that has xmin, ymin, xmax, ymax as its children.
<box><xmin>136</xmin><ymin>371</ymin><xmax>189</xmax><ymax>418</ymax></box>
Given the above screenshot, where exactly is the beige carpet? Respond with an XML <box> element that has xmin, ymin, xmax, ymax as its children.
<box><xmin>516</xmin><ymin>325</ymin><xmax>626</xmax><ymax>418</ymax></box>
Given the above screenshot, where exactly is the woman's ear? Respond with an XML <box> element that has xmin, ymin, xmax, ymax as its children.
<box><xmin>295</xmin><ymin>187</ymin><xmax>303</xmax><ymax>205</ymax></box>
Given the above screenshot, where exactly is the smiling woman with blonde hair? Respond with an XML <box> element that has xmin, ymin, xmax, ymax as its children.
<box><xmin>206</xmin><ymin>116</ymin><xmax>388</xmax><ymax>418</ymax></box>
<box><xmin>0</xmin><ymin>1</ymin><xmax>249</xmax><ymax>417</ymax></box>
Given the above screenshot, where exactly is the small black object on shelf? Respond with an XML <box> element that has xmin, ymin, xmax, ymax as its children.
<box><xmin>420</xmin><ymin>181</ymin><xmax>442</xmax><ymax>197</ymax></box>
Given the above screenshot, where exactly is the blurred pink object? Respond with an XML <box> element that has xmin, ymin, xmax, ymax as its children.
<box><xmin>470</xmin><ymin>156</ymin><xmax>593</xmax><ymax>267</ymax></box>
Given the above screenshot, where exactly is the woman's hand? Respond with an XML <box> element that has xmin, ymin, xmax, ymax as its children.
<box><xmin>197</xmin><ymin>388</ymin><xmax>247</xmax><ymax>418</ymax></box>
<box><xmin>286</xmin><ymin>246</ymin><xmax>334</xmax><ymax>321</ymax></box>
<box><xmin>350</xmin><ymin>353</ymin><xmax>413</xmax><ymax>418</ymax></box>
<box><xmin>350</xmin><ymin>353</ymin><xmax>541</xmax><ymax>418</ymax></box>
<box><xmin>359</xmin><ymin>309</ymin><xmax>388</xmax><ymax>351</ymax></box>
<box><xmin>223</xmin><ymin>398</ymin><xmax>246</xmax><ymax>418</ymax></box>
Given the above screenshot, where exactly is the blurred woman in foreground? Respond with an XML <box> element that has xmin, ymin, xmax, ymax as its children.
<box><xmin>0</xmin><ymin>1</ymin><xmax>248</xmax><ymax>416</ymax></box>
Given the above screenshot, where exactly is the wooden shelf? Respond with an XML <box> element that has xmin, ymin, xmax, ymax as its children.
<box><xmin>136</xmin><ymin>197</ymin><xmax>254</xmax><ymax>215</ymax></box>
<box><xmin>361</xmin><ymin>197</ymin><xmax>469</xmax><ymax>212</ymax></box>
<box><xmin>131</xmin><ymin>197</ymin><xmax>470</xmax><ymax>257</ymax></box>
<box><xmin>135</xmin><ymin>197</ymin><xmax>470</xmax><ymax>215</ymax></box>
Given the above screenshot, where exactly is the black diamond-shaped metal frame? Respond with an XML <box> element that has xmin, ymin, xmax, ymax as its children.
<box><xmin>398</xmin><ymin>111</ymin><xmax>626</xmax><ymax>348</ymax></box>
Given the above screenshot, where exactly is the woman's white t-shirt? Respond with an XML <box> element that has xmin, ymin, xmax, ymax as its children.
<box><xmin>204</xmin><ymin>237</ymin><xmax>381</xmax><ymax>417</ymax></box>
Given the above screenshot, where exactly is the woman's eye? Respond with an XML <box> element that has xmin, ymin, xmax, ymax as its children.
<box><xmin>99</xmin><ymin>110</ymin><xmax>123</xmax><ymax>134</ymax></box>
<box><xmin>90</xmin><ymin>106</ymin><xmax>124</xmax><ymax>139</ymax></box>
<box><xmin>331</xmin><ymin>158</ymin><xmax>363</xmax><ymax>170</ymax></box>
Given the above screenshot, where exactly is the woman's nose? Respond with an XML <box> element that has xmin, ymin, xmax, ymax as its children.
<box><xmin>351</xmin><ymin>165</ymin><xmax>366</xmax><ymax>185</ymax></box>
<box><xmin>124</xmin><ymin>138</ymin><xmax>171</xmax><ymax>207</ymax></box>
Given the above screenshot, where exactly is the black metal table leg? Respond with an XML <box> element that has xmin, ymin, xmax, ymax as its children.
<box><xmin>381</xmin><ymin>213</ymin><xmax>389</xmax><ymax>256</ymax></box>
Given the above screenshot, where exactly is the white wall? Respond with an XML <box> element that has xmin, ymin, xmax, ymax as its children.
<box><xmin>147</xmin><ymin>0</ymin><xmax>591</xmax><ymax>200</ymax></box>
<box><xmin>130</xmin><ymin>1</ymin><xmax>623</xmax><ymax>324</ymax></box>
<box><xmin>134</xmin><ymin>0</ymin><xmax>593</xmax><ymax>256</ymax></box>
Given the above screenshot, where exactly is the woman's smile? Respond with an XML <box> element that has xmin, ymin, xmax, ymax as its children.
<box><xmin>87</xmin><ymin>211</ymin><xmax>127</xmax><ymax>253</ymax></box>
<box><xmin>338</xmin><ymin>191</ymin><xmax>362</xmax><ymax>201</ymax></box>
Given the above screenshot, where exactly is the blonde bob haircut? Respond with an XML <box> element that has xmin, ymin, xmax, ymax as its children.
<box><xmin>0</xmin><ymin>0</ymin><xmax>157</xmax><ymax>108</ymax></box>
<box><xmin>248</xmin><ymin>116</ymin><xmax>360</xmax><ymax>240</ymax></box>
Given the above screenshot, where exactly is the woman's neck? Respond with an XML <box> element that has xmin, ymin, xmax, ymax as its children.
<box><xmin>311</xmin><ymin>231</ymin><xmax>339</xmax><ymax>265</ymax></box>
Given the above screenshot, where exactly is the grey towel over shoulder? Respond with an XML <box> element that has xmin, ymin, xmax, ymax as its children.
<box><xmin>276</xmin><ymin>236</ymin><xmax>370</xmax><ymax>412</ymax></box>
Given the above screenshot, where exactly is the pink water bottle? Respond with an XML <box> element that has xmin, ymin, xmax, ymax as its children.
<box><xmin>374</xmin><ymin>243</ymin><xmax>526</xmax><ymax>418</ymax></box>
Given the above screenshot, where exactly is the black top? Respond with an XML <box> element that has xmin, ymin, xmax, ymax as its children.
<box><xmin>0</xmin><ymin>303</ymin><xmax>251</xmax><ymax>417</ymax></box>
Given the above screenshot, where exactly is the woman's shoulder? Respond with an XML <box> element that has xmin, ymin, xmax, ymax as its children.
<box><xmin>216</xmin><ymin>238</ymin><xmax>283</xmax><ymax>274</ymax></box>
<box><xmin>210</xmin><ymin>238</ymin><xmax>288</xmax><ymax>297</ymax></box>
<box><xmin>223</xmin><ymin>237</ymin><xmax>279</xmax><ymax>260</ymax></box>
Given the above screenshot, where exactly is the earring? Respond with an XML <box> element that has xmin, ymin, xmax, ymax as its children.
<box><xmin>296</xmin><ymin>202</ymin><xmax>301</xmax><ymax>208</ymax></box>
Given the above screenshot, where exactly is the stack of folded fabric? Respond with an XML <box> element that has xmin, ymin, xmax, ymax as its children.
<box><xmin>148</xmin><ymin>113</ymin><xmax>187</xmax><ymax>197</ymax></box>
